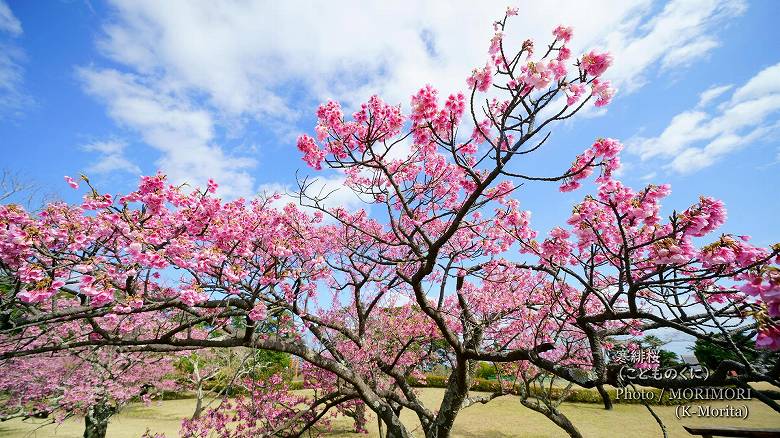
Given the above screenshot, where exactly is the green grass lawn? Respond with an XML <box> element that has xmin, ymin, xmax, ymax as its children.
<box><xmin>2</xmin><ymin>388</ymin><xmax>778</xmax><ymax>437</ymax></box>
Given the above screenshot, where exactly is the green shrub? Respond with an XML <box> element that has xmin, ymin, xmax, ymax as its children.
<box><xmin>406</xmin><ymin>374</ymin><xmax>693</xmax><ymax>406</ymax></box>
<box><xmin>473</xmin><ymin>362</ymin><xmax>497</xmax><ymax>380</ymax></box>
<box><xmin>407</xmin><ymin>374</ymin><xmax>448</xmax><ymax>388</ymax></box>
<box><xmin>470</xmin><ymin>378</ymin><xmax>505</xmax><ymax>392</ymax></box>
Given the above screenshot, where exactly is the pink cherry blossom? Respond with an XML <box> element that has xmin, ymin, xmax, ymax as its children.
<box><xmin>64</xmin><ymin>175</ymin><xmax>79</xmax><ymax>189</ymax></box>
<box><xmin>557</xmin><ymin>46</ymin><xmax>571</xmax><ymax>61</ymax></box>
<box><xmin>248</xmin><ymin>302</ymin><xmax>267</xmax><ymax>321</ymax></box>
<box><xmin>467</xmin><ymin>64</ymin><xmax>493</xmax><ymax>92</ymax></box>
<box><xmin>757</xmin><ymin>326</ymin><xmax>780</xmax><ymax>350</ymax></box>
<box><xmin>0</xmin><ymin>10</ymin><xmax>776</xmax><ymax>438</ymax></box>
<box><xmin>297</xmin><ymin>134</ymin><xmax>326</xmax><ymax>170</ymax></box>
<box><xmin>591</xmin><ymin>79</ymin><xmax>616</xmax><ymax>107</ymax></box>
<box><xmin>581</xmin><ymin>50</ymin><xmax>613</xmax><ymax>77</ymax></box>
<box><xmin>564</xmin><ymin>83</ymin><xmax>585</xmax><ymax>106</ymax></box>
<box><xmin>552</xmin><ymin>25</ymin><xmax>573</xmax><ymax>43</ymax></box>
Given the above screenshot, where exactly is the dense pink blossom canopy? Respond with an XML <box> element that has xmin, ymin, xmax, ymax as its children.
<box><xmin>0</xmin><ymin>7</ymin><xmax>778</xmax><ymax>437</ymax></box>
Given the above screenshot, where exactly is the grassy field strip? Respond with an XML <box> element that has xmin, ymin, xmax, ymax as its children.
<box><xmin>1</xmin><ymin>388</ymin><xmax>779</xmax><ymax>437</ymax></box>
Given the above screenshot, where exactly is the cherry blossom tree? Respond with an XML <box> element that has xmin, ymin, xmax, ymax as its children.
<box><xmin>1</xmin><ymin>7</ymin><xmax>778</xmax><ymax>438</ymax></box>
<box><xmin>176</xmin><ymin>346</ymin><xmax>293</xmax><ymax>421</ymax></box>
<box><xmin>176</xmin><ymin>350</ymin><xmax>224</xmax><ymax>420</ymax></box>
<box><xmin>0</xmin><ymin>326</ymin><xmax>175</xmax><ymax>438</ymax></box>
<box><xmin>181</xmin><ymin>362</ymin><xmax>370</xmax><ymax>437</ymax></box>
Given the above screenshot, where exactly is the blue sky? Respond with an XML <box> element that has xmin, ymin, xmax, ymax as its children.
<box><xmin>1</xmin><ymin>0</ymin><xmax>779</xmax><ymax>250</ymax></box>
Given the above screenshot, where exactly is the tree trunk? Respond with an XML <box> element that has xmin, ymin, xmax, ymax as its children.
<box><xmin>426</xmin><ymin>359</ymin><xmax>470</xmax><ymax>438</ymax></box>
<box><xmin>192</xmin><ymin>382</ymin><xmax>204</xmax><ymax>420</ymax></box>
<box><xmin>379</xmin><ymin>407</ymin><xmax>410</xmax><ymax>438</ymax></box>
<box><xmin>597</xmin><ymin>384</ymin><xmax>613</xmax><ymax>410</ymax></box>
<box><xmin>520</xmin><ymin>400</ymin><xmax>583</xmax><ymax>438</ymax></box>
<box><xmin>353</xmin><ymin>403</ymin><xmax>367</xmax><ymax>433</ymax></box>
<box><xmin>378</xmin><ymin>416</ymin><xmax>385</xmax><ymax>438</ymax></box>
<box><xmin>354</xmin><ymin>384</ymin><xmax>410</xmax><ymax>437</ymax></box>
<box><xmin>83</xmin><ymin>403</ymin><xmax>115</xmax><ymax>438</ymax></box>
<box><xmin>192</xmin><ymin>387</ymin><xmax>203</xmax><ymax>420</ymax></box>
<box><xmin>548</xmin><ymin>410</ymin><xmax>584</xmax><ymax>438</ymax></box>
<box><xmin>191</xmin><ymin>360</ymin><xmax>205</xmax><ymax>420</ymax></box>
<box><xmin>364</xmin><ymin>401</ymin><xmax>409</xmax><ymax>438</ymax></box>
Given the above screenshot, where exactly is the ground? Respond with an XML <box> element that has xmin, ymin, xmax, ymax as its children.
<box><xmin>2</xmin><ymin>388</ymin><xmax>779</xmax><ymax>437</ymax></box>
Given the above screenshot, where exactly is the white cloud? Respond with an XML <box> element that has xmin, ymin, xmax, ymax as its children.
<box><xmin>78</xmin><ymin>68</ymin><xmax>257</xmax><ymax>198</ymax></box>
<box><xmin>697</xmin><ymin>84</ymin><xmax>733</xmax><ymax>108</ymax></box>
<box><xmin>82</xmin><ymin>0</ymin><xmax>747</xmax><ymax>198</ymax></box>
<box><xmin>730</xmin><ymin>63</ymin><xmax>780</xmax><ymax>103</ymax></box>
<box><xmin>602</xmin><ymin>0</ymin><xmax>745</xmax><ymax>93</ymax></box>
<box><xmin>666</xmin><ymin>127</ymin><xmax>774</xmax><ymax>173</ymax></box>
<box><xmin>660</xmin><ymin>37</ymin><xmax>718</xmax><ymax>70</ymax></box>
<box><xmin>640</xmin><ymin>172</ymin><xmax>657</xmax><ymax>181</ymax></box>
<box><xmin>0</xmin><ymin>45</ymin><xmax>24</xmax><ymax>106</ymax></box>
<box><xmin>631</xmin><ymin>62</ymin><xmax>780</xmax><ymax>173</ymax></box>
<box><xmin>634</xmin><ymin>110</ymin><xmax>710</xmax><ymax>159</ymax></box>
<box><xmin>0</xmin><ymin>0</ymin><xmax>29</xmax><ymax>117</ymax></box>
<box><xmin>95</xmin><ymin>0</ymin><xmax>739</xmax><ymax>108</ymax></box>
<box><xmin>82</xmin><ymin>140</ymin><xmax>141</xmax><ymax>175</ymax></box>
<box><xmin>0</xmin><ymin>1</ymin><xmax>21</xmax><ymax>36</ymax></box>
